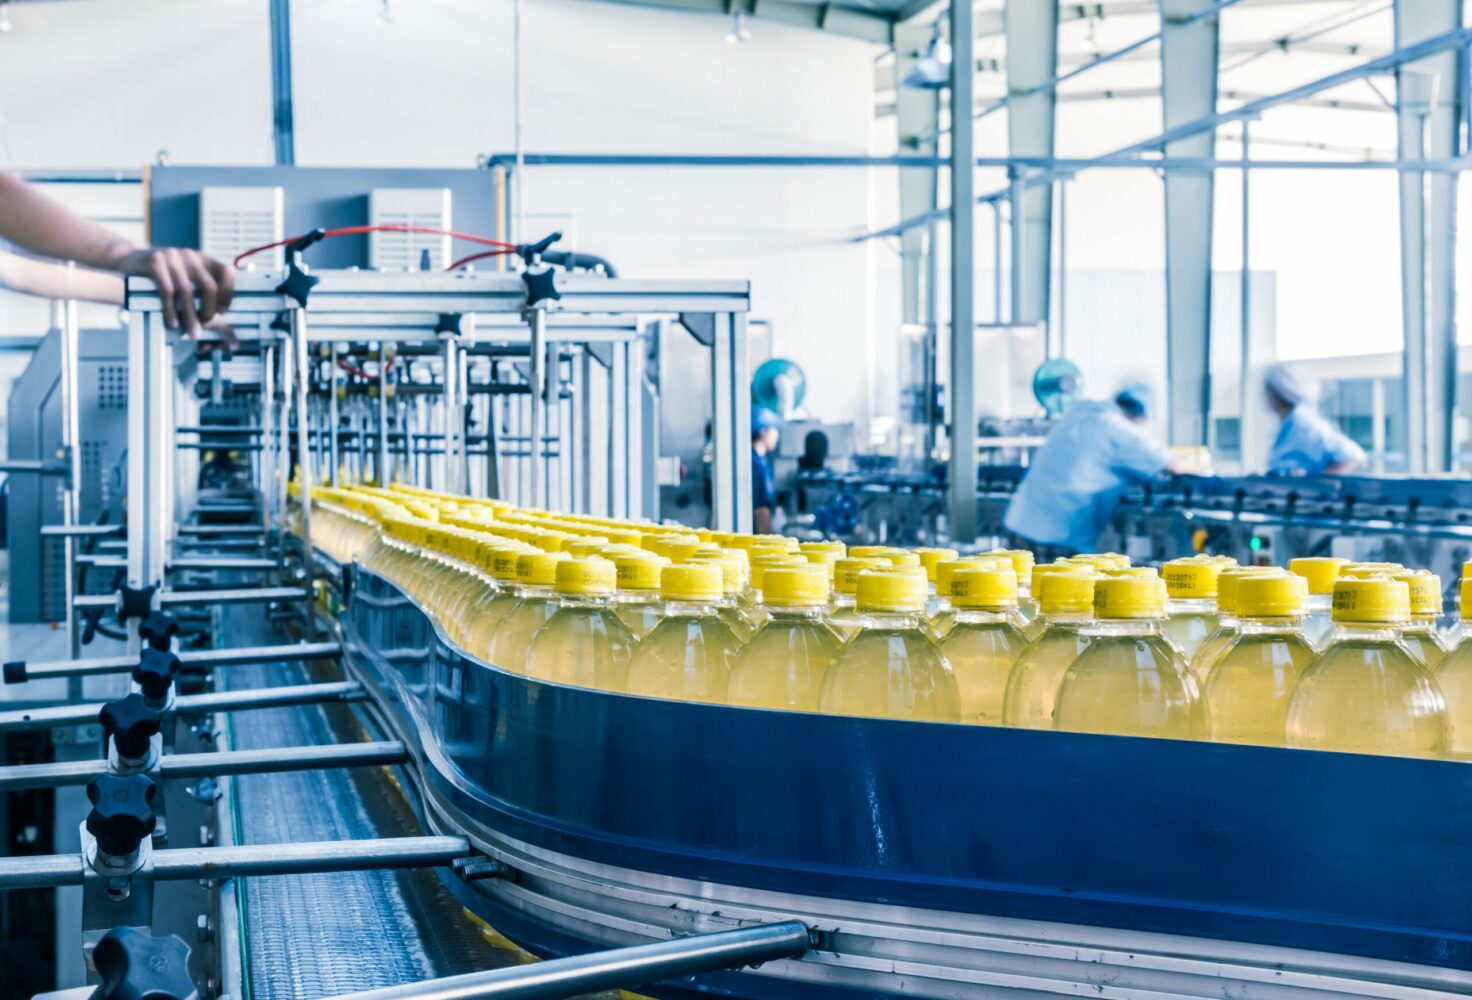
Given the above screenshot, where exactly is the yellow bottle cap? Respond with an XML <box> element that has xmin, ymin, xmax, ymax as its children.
<box><xmin>749</xmin><ymin>534</ymin><xmax>799</xmax><ymax>553</ymax></box>
<box><xmin>1288</xmin><ymin>556</ymin><xmax>1349</xmax><ymax>595</ymax></box>
<box><xmin>750</xmin><ymin>553</ymin><xmax>807</xmax><ymax>590</ymax></box>
<box><xmin>1462</xmin><ymin>559</ymin><xmax>1472</xmax><ymax>582</ymax></box>
<box><xmin>799</xmin><ymin>540</ymin><xmax>846</xmax><ymax>559</ymax></box>
<box><xmin>1093</xmin><ymin>574</ymin><xmax>1167</xmax><ymax>619</ymax></box>
<box><xmin>1105</xmin><ymin>566</ymin><xmax>1158</xmax><ymax>579</ymax></box>
<box><xmin>650</xmin><ymin>534</ymin><xmax>704</xmax><ymax>562</ymax></box>
<box><xmin>564</xmin><ymin>537</ymin><xmax>613</xmax><ymax>559</ymax></box>
<box><xmin>800</xmin><ymin>549</ymin><xmax>842</xmax><ymax>574</ymax></box>
<box><xmin>1331</xmin><ymin>576</ymin><xmax>1410</xmax><ymax>624</ymax></box>
<box><xmin>854</xmin><ymin>566</ymin><xmax>929</xmax><ymax>613</ymax></box>
<box><xmin>1216</xmin><ymin>566</ymin><xmax>1283</xmax><ymax>615</ymax></box>
<box><xmin>686</xmin><ymin>548</ymin><xmax>749</xmax><ymax>594</ymax></box>
<box><xmin>660</xmin><ymin>562</ymin><xmax>724</xmax><ymax>602</ymax></box>
<box><xmin>986</xmin><ymin>548</ymin><xmax>1036</xmax><ymax>578</ymax></box>
<box><xmin>1393</xmin><ymin>570</ymin><xmax>1443</xmax><ymax>619</ymax></box>
<box><xmin>1235</xmin><ymin>574</ymin><xmax>1307</xmax><ymax>617</ymax></box>
<box><xmin>555</xmin><ymin>557</ymin><xmax>616</xmax><ymax>596</ymax></box>
<box><xmin>1066</xmin><ymin>553</ymin><xmax>1122</xmax><ymax>572</ymax></box>
<box><xmin>1030</xmin><ymin>560</ymin><xmax>1092</xmax><ymax>595</ymax></box>
<box><xmin>1163</xmin><ymin>558</ymin><xmax>1222</xmax><ymax>599</ymax></box>
<box><xmin>833</xmin><ymin>556</ymin><xmax>888</xmax><ymax>595</ymax></box>
<box><xmin>516</xmin><ymin>551</ymin><xmax>570</xmax><ymax>586</ymax></box>
<box><xmin>913</xmin><ymin>547</ymin><xmax>960</xmax><ymax>582</ymax></box>
<box><xmin>934</xmin><ymin>555</ymin><xmax>1008</xmax><ymax>597</ymax></box>
<box><xmin>1341</xmin><ymin>562</ymin><xmax>1405</xmax><ymax>579</ymax></box>
<box><xmin>847</xmin><ymin>545</ymin><xmax>905</xmax><ymax>561</ymax></box>
<box><xmin>1036</xmin><ymin>571</ymin><xmax>1096</xmax><ymax>614</ymax></box>
<box><xmin>762</xmin><ymin>564</ymin><xmax>831</xmax><ymax>607</ymax></box>
<box><xmin>1462</xmin><ymin>577</ymin><xmax>1472</xmax><ymax>622</ymax></box>
<box><xmin>614</xmin><ymin>552</ymin><xmax>668</xmax><ymax>593</ymax></box>
<box><xmin>949</xmin><ymin>566</ymin><xmax>1019</xmax><ymax>609</ymax></box>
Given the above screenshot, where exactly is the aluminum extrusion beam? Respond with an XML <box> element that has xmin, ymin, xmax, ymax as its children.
<box><xmin>1161</xmin><ymin>0</ymin><xmax>1221</xmax><ymax>447</ymax></box>
<box><xmin>948</xmin><ymin>0</ymin><xmax>977</xmax><ymax>543</ymax></box>
<box><xmin>8</xmin><ymin>641</ymin><xmax>341</xmax><ymax>683</ymax></box>
<box><xmin>0</xmin><ymin>681</ymin><xmax>364</xmax><ymax>733</ymax></box>
<box><xmin>328</xmin><ymin>921</ymin><xmax>812</xmax><ymax>999</ymax></box>
<box><xmin>1005</xmin><ymin>0</ymin><xmax>1059</xmax><ymax>329</ymax></box>
<box><xmin>894</xmin><ymin>21</ymin><xmax>941</xmax><ymax>327</ymax></box>
<box><xmin>269</xmin><ymin>0</ymin><xmax>295</xmax><ymax>164</ymax></box>
<box><xmin>1395</xmin><ymin>0</ymin><xmax>1463</xmax><ymax>473</ymax></box>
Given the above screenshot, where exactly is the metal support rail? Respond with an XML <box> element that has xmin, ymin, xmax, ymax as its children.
<box><xmin>0</xmin><ymin>740</ymin><xmax>406</xmax><ymax>791</ymax></box>
<box><xmin>0</xmin><ymin>681</ymin><xmax>364</xmax><ymax>733</ymax></box>
<box><xmin>73</xmin><ymin>587</ymin><xmax>311</xmax><ymax>611</ymax></box>
<box><xmin>0</xmin><ymin>835</ymin><xmax>469</xmax><ymax>890</ymax></box>
<box><xmin>5</xmin><ymin>642</ymin><xmax>341</xmax><ymax>684</ymax></box>
<box><xmin>328</xmin><ymin>921</ymin><xmax>813</xmax><ymax>1000</ymax></box>
<box><xmin>176</xmin><ymin>525</ymin><xmax>265</xmax><ymax>536</ymax></box>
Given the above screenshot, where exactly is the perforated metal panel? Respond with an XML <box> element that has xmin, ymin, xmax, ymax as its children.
<box><xmin>96</xmin><ymin>364</ymin><xmax>127</xmax><ymax>410</ymax></box>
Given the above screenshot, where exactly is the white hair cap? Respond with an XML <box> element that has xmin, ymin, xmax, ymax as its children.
<box><xmin>1265</xmin><ymin>363</ymin><xmax>1321</xmax><ymax>407</ymax></box>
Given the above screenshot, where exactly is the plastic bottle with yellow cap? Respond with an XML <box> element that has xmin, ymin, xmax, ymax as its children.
<box><xmin>1190</xmin><ymin>566</ymin><xmax>1284</xmax><ymax>681</ymax></box>
<box><xmin>819</xmin><ymin>566</ymin><xmax>960</xmax><ymax>722</ymax></box>
<box><xmin>744</xmin><ymin>552</ymin><xmax>809</xmax><ymax>633</ymax></box>
<box><xmin>727</xmin><ymin>564</ymin><xmax>841</xmax><ymax>711</ymax></box>
<box><xmin>929</xmin><ymin>555</ymin><xmax>1017</xmax><ymax>639</ymax></box>
<box><xmin>625</xmin><ymin>563</ymin><xmax>742</xmax><ymax>704</ymax></box>
<box><xmin>1020</xmin><ymin>562</ymin><xmax>1084</xmax><ymax>641</ymax></box>
<box><xmin>465</xmin><ymin>542</ymin><xmax>537</xmax><ymax>658</ymax></box>
<box><xmin>1288</xmin><ymin>557</ymin><xmax>1348</xmax><ymax>649</ymax></box>
<box><xmin>610</xmin><ymin>552</ymin><xmax>671</xmax><ymax>640</ymax></box>
<box><xmin>798</xmin><ymin>540</ymin><xmax>846</xmax><ymax>578</ymax></box>
<box><xmin>1161</xmin><ymin>557</ymin><xmax>1223</xmax><ymax>660</ymax></box>
<box><xmin>525</xmin><ymin>558</ymin><xmax>636</xmax><ymax>691</ymax></box>
<box><xmin>828</xmin><ymin>556</ymin><xmax>888</xmax><ymax>641</ymax></box>
<box><xmin>913</xmin><ymin>547</ymin><xmax>959</xmax><ymax>604</ymax></box>
<box><xmin>1202</xmin><ymin>573</ymin><xmax>1316</xmax><ymax>746</ymax></box>
<box><xmin>936</xmin><ymin>565</ymin><xmax>1026</xmax><ymax>725</ymax></box>
<box><xmin>1393</xmin><ymin>570</ymin><xmax>1449</xmax><ymax>669</ymax></box>
<box><xmin>1442</xmin><ymin>560</ymin><xmax>1472</xmax><ymax>648</ymax></box>
<box><xmin>485</xmin><ymin>552</ymin><xmax>571</xmax><ymax>672</ymax></box>
<box><xmin>1284</xmin><ymin>575</ymin><xmax>1449</xmax><ymax>758</ymax></box>
<box><xmin>1002</xmin><ymin>571</ymin><xmax>1097</xmax><ymax>729</ymax></box>
<box><xmin>987</xmin><ymin>550</ymin><xmax>1038</xmax><ymax>619</ymax></box>
<box><xmin>1430</xmin><ymin>577</ymin><xmax>1472</xmax><ymax>755</ymax></box>
<box><xmin>457</xmin><ymin>539</ymin><xmax>512</xmax><ymax>643</ymax></box>
<box><xmin>686</xmin><ymin>548</ymin><xmax>756</xmax><ymax>642</ymax></box>
<box><xmin>1052</xmin><ymin>572</ymin><xmax>1208</xmax><ymax>740</ymax></box>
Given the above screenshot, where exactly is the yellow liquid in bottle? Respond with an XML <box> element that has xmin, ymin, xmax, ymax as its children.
<box><xmin>1284</xmin><ymin>630</ymin><xmax>1450</xmax><ymax>757</ymax></box>
<box><xmin>937</xmin><ymin>613</ymin><xmax>1025</xmax><ymax>725</ymax></box>
<box><xmin>1435</xmin><ymin>637</ymin><xmax>1472</xmax><ymax>755</ymax></box>
<box><xmin>468</xmin><ymin>591</ymin><xmax>521</xmax><ymax>661</ymax></box>
<box><xmin>720</xmin><ymin>603</ymin><xmax>757</xmax><ymax>643</ymax></box>
<box><xmin>1161</xmin><ymin>605</ymin><xmax>1219</xmax><ymax>661</ymax></box>
<box><xmin>625</xmin><ymin>606</ymin><xmax>741</xmax><ymax>704</ymax></box>
<box><xmin>525</xmin><ymin>602</ymin><xmax>635</xmax><ymax>691</ymax></box>
<box><xmin>727</xmin><ymin>610</ymin><xmax>840</xmax><ymax>711</ymax></box>
<box><xmin>612</xmin><ymin>594</ymin><xmax>663</xmax><ymax>640</ymax></box>
<box><xmin>1002</xmin><ymin>618</ymin><xmax>1092</xmax><ymax>729</ymax></box>
<box><xmin>819</xmin><ymin>614</ymin><xmax>960</xmax><ymax>722</ymax></box>
<box><xmin>1400</xmin><ymin>623</ymin><xmax>1447</xmax><ymax>670</ymax></box>
<box><xmin>486</xmin><ymin>590</ymin><xmax>560</xmax><ymax>674</ymax></box>
<box><xmin>1191</xmin><ymin>619</ymin><xmax>1238</xmax><ymax>683</ymax></box>
<box><xmin>1202</xmin><ymin>624</ymin><xmax>1316</xmax><ymax>745</ymax></box>
<box><xmin>1053</xmin><ymin>627</ymin><xmax>1207</xmax><ymax>739</ymax></box>
<box><xmin>827</xmin><ymin>598</ymin><xmax>863</xmax><ymax>642</ymax></box>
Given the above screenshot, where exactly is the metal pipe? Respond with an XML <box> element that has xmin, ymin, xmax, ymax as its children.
<box><xmin>292</xmin><ymin>309</ymin><xmax>318</xmax><ymax>639</ymax></box>
<box><xmin>327</xmin><ymin>921</ymin><xmax>811</xmax><ymax>1000</ymax></box>
<box><xmin>169</xmin><ymin>556</ymin><xmax>279</xmax><ymax>571</ymax></box>
<box><xmin>0</xmin><ymin>681</ymin><xmax>364</xmax><ymax>733</ymax></box>
<box><xmin>177</xmin><ymin>525</ymin><xmax>265</xmax><ymax>537</ymax></box>
<box><xmin>158</xmin><ymin>586</ymin><xmax>312</xmax><ymax>607</ymax></box>
<box><xmin>0</xmin><ymin>836</ymin><xmax>469</xmax><ymax>891</ymax></box>
<box><xmin>0</xmin><ymin>741</ymin><xmax>406</xmax><ymax>791</ymax></box>
<box><xmin>329</xmin><ymin>342</ymin><xmax>341</xmax><ymax>487</ymax></box>
<box><xmin>527</xmin><ymin>309</ymin><xmax>546</xmax><ymax>507</ymax></box>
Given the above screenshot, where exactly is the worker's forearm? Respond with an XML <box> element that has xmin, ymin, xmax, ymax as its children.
<box><xmin>0</xmin><ymin>251</ymin><xmax>124</xmax><ymax>304</ymax></box>
<box><xmin>0</xmin><ymin>173</ymin><xmax>136</xmax><ymax>270</ymax></box>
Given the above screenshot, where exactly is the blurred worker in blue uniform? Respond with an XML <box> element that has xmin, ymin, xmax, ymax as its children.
<box><xmin>1004</xmin><ymin>383</ymin><xmax>1197</xmax><ymax>556</ymax></box>
<box><xmin>1264</xmin><ymin>363</ymin><xmax>1365</xmax><ymax>476</ymax></box>
<box><xmin>751</xmin><ymin>407</ymin><xmax>781</xmax><ymax>533</ymax></box>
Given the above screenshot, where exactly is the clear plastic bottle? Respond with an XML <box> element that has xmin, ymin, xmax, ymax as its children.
<box><xmin>1444</xmin><ymin>560</ymin><xmax>1472</xmax><ymax>649</ymax></box>
<box><xmin>1287</xmin><ymin>557</ymin><xmax>1348</xmax><ymax>650</ymax></box>
<box><xmin>988</xmin><ymin>549</ymin><xmax>1038</xmax><ymax>621</ymax></box>
<box><xmin>1191</xmin><ymin>566</ymin><xmax>1283</xmax><ymax>683</ymax></box>
<box><xmin>742</xmin><ymin>552</ymin><xmax>808</xmax><ymax>634</ymax></box>
<box><xmin>1433</xmin><ymin>577</ymin><xmax>1472</xmax><ymax>756</ymax></box>
<box><xmin>485</xmin><ymin>551</ymin><xmax>571</xmax><ymax>672</ymax></box>
<box><xmin>525</xmin><ymin>557</ymin><xmax>636</xmax><ymax>691</ymax></box>
<box><xmin>1160</xmin><ymin>557</ymin><xmax>1222</xmax><ymax>662</ymax></box>
<box><xmin>798</xmin><ymin>540</ymin><xmax>846</xmax><ymax>582</ymax></box>
<box><xmin>819</xmin><ymin>567</ymin><xmax>960</xmax><ymax>722</ymax></box>
<box><xmin>1002</xmin><ymin>571</ymin><xmax>1097</xmax><ymax>729</ymax></box>
<box><xmin>1021</xmin><ymin>562</ymin><xmax>1087</xmax><ymax>642</ymax></box>
<box><xmin>625</xmin><ymin>563</ymin><xmax>742</xmax><ymax>704</ymax></box>
<box><xmin>1285</xmin><ymin>576</ymin><xmax>1450</xmax><ymax>758</ymax></box>
<box><xmin>828</xmin><ymin>556</ymin><xmax>888</xmax><ymax>641</ymax></box>
<box><xmin>727</xmin><ymin>564</ymin><xmax>840</xmax><ymax>711</ymax></box>
<box><xmin>1203</xmin><ymin>574</ymin><xmax>1316</xmax><ymax>746</ymax></box>
<box><xmin>466</xmin><ymin>543</ymin><xmax>537</xmax><ymax>658</ymax></box>
<box><xmin>611</xmin><ymin>552</ymin><xmax>670</xmax><ymax>640</ymax></box>
<box><xmin>687</xmin><ymin>548</ymin><xmax>756</xmax><ymax>642</ymax></box>
<box><xmin>1394</xmin><ymin>569</ymin><xmax>1449</xmax><ymax>670</ymax></box>
<box><xmin>1052</xmin><ymin>573</ymin><xmax>1208</xmax><ymax>740</ymax></box>
<box><xmin>929</xmin><ymin>555</ymin><xmax>1012</xmax><ymax>638</ymax></box>
<box><xmin>913</xmin><ymin>546</ymin><xmax>960</xmax><ymax>601</ymax></box>
<box><xmin>937</xmin><ymin>565</ymin><xmax>1026</xmax><ymax>725</ymax></box>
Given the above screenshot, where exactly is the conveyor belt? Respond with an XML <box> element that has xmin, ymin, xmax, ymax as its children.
<box><xmin>220</xmin><ymin>607</ymin><xmax>503</xmax><ymax>999</ymax></box>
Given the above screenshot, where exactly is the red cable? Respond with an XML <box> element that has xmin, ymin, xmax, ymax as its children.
<box><xmin>336</xmin><ymin>356</ymin><xmax>395</xmax><ymax>380</ymax></box>
<box><xmin>233</xmin><ymin>224</ymin><xmax>518</xmax><ymax>269</ymax></box>
<box><xmin>445</xmin><ymin>247</ymin><xmax>515</xmax><ymax>271</ymax></box>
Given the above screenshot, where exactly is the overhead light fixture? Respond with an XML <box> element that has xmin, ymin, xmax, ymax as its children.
<box><xmin>0</xmin><ymin>1</ymin><xmax>13</xmax><ymax>34</ymax></box>
<box><xmin>726</xmin><ymin>11</ymin><xmax>750</xmax><ymax>44</ymax></box>
<box><xmin>902</xmin><ymin>18</ymin><xmax>951</xmax><ymax>89</ymax></box>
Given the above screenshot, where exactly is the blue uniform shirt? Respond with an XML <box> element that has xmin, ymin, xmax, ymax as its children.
<box><xmin>752</xmin><ymin>448</ymin><xmax>777</xmax><ymax>509</ymax></box>
<box><xmin>1004</xmin><ymin>401</ymin><xmax>1172</xmax><ymax>552</ymax></box>
<box><xmin>1267</xmin><ymin>405</ymin><xmax>1365</xmax><ymax>476</ymax></box>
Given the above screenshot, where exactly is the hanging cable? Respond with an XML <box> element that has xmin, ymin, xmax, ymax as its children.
<box><xmin>445</xmin><ymin>247</ymin><xmax>517</xmax><ymax>272</ymax></box>
<box><xmin>232</xmin><ymin>224</ymin><xmax>517</xmax><ymax>269</ymax></box>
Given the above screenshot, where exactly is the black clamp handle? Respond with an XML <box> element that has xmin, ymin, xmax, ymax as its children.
<box><xmin>518</xmin><ymin>231</ymin><xmax>563</xmax><ymax>308</ymax></box>
<box><xmin>133</xmin><ymin>647</ymin><xmax>182</xmax><ymax>705</ymax></box>
<box><xmin>435</xmin><ymin>313</ymin><xmax>463</xmax><ymax>336</ymax></box>
<box><xmin>274</xmin><ymin>228</ymin><xmax>326</xmax><ymax>308</ymax></box>
<box><xmin>3</xmin><ymin>660</ymin><xmax>25</xmax><ymax>684</ymax></box>
<box><xmin>85</xmin><ymin>773</ymin><xmax>157</xmax><ymax>860</ymax></box>
<box><xmin>92</xmin><ymin>927</ymin><xmax>198</xmax><ymax>1000</ymax></box>
<box><xmin>117</xmin><ymin>585</ymin><xmax>157</xmax><ymax>627</ymax></box>
<box><xmin>138</xmin><ymin>612</ymin><xmax>179</xmax><ymax>652</ymax></box>
<box><xmin>100</xmin><ymin>694</ymin><xmax>163</xmax><ymax>761</ymax></box>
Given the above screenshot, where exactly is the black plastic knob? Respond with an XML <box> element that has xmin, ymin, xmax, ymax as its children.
<box><xmin>133</xmin><ymin>647</ymin><xmax>181</xmax><ymax>703</ymax></box>
<box><xmin>92</xmin><ymin>927</ymin><xmax>198</xmax><ymax>1000</ymax></box>
<box><xmin>99</xmin><ymin>694</ymin><xmax>162</xmax><ymax>761</ymax></box>
<box><xmin>85</xmin><ymin>773</ymin><xmax>157</xmax><ymax>859</ymax></box>
<box><xmin>138</xmin><ymin>612</ymin><xmax>179</xmax><ymax>652</ymax></box>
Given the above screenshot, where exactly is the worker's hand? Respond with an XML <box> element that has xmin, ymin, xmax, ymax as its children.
<box><xmin>114</xmin><ymin>247</ymin><xmax>235</xmax><ymax>335</ymax></box>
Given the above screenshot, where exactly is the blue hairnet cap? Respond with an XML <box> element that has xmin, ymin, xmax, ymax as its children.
<box><xmin>1114</xmin><ymin>381</ymin><xmax>1153</xmax><ymax>419</ymax></box>
<box><xmin>752</xmin><ymin>407</ymin><xmax>781</xmax><ymax>432</ymax></box>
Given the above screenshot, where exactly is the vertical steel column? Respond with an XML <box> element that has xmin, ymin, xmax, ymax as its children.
<box><xmin>1161</xmin><ymin>0</ymin><xmax>1221</xmax><ymax>447</ymax></box>
<box><xmin>527</xmin><ymin>309</ymin><xmax>547</xmax><ymax>508</ymax></box>
<box><xmin>948</xmin><ymin>0</ymin><xmax>978</xmax><ymax>543</ymax></box>
<box><xmin>1394</xmin><ymin>0</ymin><xmax>1462</xmax><ymax>473</ymax></box>
<box><xmin>1237</xmin><ymin>122</ymin><xmax>1256</xmax><ymax>471</ymax></box>
<box><xmin>377</xmin><ymin>344</ymin><xmax>390</xmax><ymax>486</ymax></box>
<box><xmin>1055</xmin><ymin>179</ymin><xmax>1068</xmax><ymax>359</ymax></box>
<box><xmin>126</xmin><ymin>309</ymin><xmax>170</xmax><ymax>625</ymax></box>
<box><xmin>458</xmin><ymin>330</ymin><xmax>472</xmax><ymax>496</ymax></box>
<box><xmin>895</xmin><ymin>21</ymin><xmax>943</xmax><ymax>327</ymax></box>
<box><xmin>441</xmin><ymin>333</ymin><xmax>462</xmax><ymax>494</ymax></box>
<box><xmin>261</xmin><ymin>342</ymin><xmax>277</xmax><ymax>557</ymax></box>
<box><xmin>58</xmin><ymin>280</ymin><xmax>82</xmax><ymax>664</ymax></box>
<box><xmin>291</xmin><ymin>312</ymin><xmax>316</xmax><ymax>639</ymax></box>
<box><xmin>268</xmin><ymin>0</ymin><xmax>295</xmax><ymax>165</ymax></box>
<box><xmin>608</xmin><ymin>340</ymin><xmax>628</xmax><ymax>518</ymax></box>
<box><xmin>327</xmin><ymin>343</ymin><xmax>340</xmax><ymax>487</ymax></box>
<box><xmin>1005</xmin><ymin>0</ymin><xmax>1059</xmax><ymax>329</ymax></box>
<box><xmin>277</xmin><ymin>337</ymin><xmax>293</xmax><ymax>562</ymax></box>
